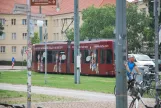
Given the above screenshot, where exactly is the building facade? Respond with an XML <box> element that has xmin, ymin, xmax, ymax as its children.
<box><xmin>0</xmin><ymin>0</ymin><xmax>115</xmax><ymax>61</ymax></box>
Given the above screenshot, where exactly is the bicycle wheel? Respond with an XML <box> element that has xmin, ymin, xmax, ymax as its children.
<box><xmin>129</xmin><ymin>98</ymin><xmax>137</xmax><ymax>108</ymax></box>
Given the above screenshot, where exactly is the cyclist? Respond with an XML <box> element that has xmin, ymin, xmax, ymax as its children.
<box><xmin>125</xmin><ymin>55</ymin><xmax>141</xmax><ymax>81</ymax></box>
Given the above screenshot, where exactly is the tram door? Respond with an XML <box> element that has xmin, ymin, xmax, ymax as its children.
<box><xmin>52</xmin><ymin>50</ymin><xmax>67</xmax><ymax>73</ymax></box>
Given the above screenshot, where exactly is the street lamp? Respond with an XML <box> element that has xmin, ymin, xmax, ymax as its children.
<box><xmin>37</xmin><ymin>20</ymin><xmax>48</xmax><ymax>84</ymax></box>
<box><xmin>56</xmin><ymin>0</ymin><xmax>60</xmax><ymax>12</ymax></box>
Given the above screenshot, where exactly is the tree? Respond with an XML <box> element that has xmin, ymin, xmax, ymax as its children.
<box><xmin>126</xmin><ymin>4</ymin><xmax>153</xmax><ymax>53</ymax></box>
<box><xmin>67</xmin><ymin>4</ymin><xmax>153</xmax><ymax>53</ymax></box>
<box><xmin>0</xmin><ymin>23</ymin><xmax>4</xmax><ymax>35</ymax></box>
<box><xmin>31</xmin><ymin>32</ymin><xmax>40</xmax><ymax>44</ymax></box>
<box><xmin>80</xmin><ymin>5</ymin><xmax>115</xmax><ymax>40</ymax></box>
<box><xmin>66</xmin><ymin>28</ymin><xmax>74</xmax><ymax>41</ymax></box>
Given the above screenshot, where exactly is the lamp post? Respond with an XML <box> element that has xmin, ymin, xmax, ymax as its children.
<box><xmin>37</xmin><ymin>20</ymin><xmax>47</xmax><ymax>84</ymax></box>
<box><xmin>74</xmin><ymin>0</ymin><xmax>80</xmax><ymax>84</ymax></box>
<box><xmin>154</xmin><ymin>0</ymin><xmax>160</xmax><ymax>107</ymax></box>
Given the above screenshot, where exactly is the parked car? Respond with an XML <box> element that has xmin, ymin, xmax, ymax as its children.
<box><xmin>128</xmin><ymin>54</ymin><xmax>155</xmax><ymax>72</ymax></box>
<box><xmin>151</xmin><ymin>59</ymin><xmax>161</xmax><ymax>71</ymax></box>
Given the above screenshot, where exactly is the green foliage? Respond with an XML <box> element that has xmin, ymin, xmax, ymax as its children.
<box><xmin>0</xmin><ymin>23</ymin><xmax>4</xmax><ymax>36</ymax></box>
<box><xmin>66</xmin><ymin>28</ymin><xmax>74</xmax><ymax>41</ymax></box>
<box><xmin>127</xmin><ymin>4</ymin><xmax>153</xmax><ymax>52</ymax></box>
<box><xmin>31</xmin><ymin>32</ymin><xmax>40</xmax><ymax>44</ymax></box>
<box><xmin>80</xmin><ymin>5</ymin><xmax>115</xmax><ymax>40</ymax></box>
<box><xmin>78</xmin><ymin>4</ymin><xmax>153</xmax><ymax>53</ymax></box>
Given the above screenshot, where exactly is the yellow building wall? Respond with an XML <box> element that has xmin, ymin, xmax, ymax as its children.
<box><xmin>0</xmin><ymin>12</ymin><xmax>82</xmax><ymax>61</ymax></box>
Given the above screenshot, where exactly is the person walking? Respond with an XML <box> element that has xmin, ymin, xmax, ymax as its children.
<box><xmin>12</xmin><ymin>57</ymin><xmax>15</xmax><ymax>69</ymax></box>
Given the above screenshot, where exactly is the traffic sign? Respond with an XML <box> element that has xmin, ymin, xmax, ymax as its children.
<box><xmin>31</xmin><ymin>0</ymin><xmax>56</xmax><ymax>6</ymax></box>
<box><xmin>13</xmin><ymin>4</ymin><xmax>28</xmax><ymax>12</ymax></box>
<box><xmin>31</xmin><ymin>14</ymin><xmax>46</xmax><ymax>20</ymax></box>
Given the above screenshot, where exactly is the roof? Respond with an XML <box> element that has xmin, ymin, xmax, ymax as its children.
<box><xmin>0</xmin><ymin>0</ymin><xmax>115</xmax><ymax>15</ymax></box>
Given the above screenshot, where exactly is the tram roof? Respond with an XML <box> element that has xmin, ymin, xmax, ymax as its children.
<box><xmin>33</xmin><ymin>39</ymin><xmax>115</xmax><ymax>46</ymax></box>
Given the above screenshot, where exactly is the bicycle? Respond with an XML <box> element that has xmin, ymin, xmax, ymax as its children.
<box><xmin>0</xmin><ymin>103</ymin><xmax>42</xmax><ymax>108</ymax></box>
<box><xmin>0</xmin><ymin>103</ymin><xmax>25</xmax><ymax>108</ymax></box>
<box><xmin>114</xmin><ymin>73</ymin><xmax>142</xmax><ymax>96</ymax></box>
<box><xmin>128</xmin><ymin>79</ymin><xmax>153</xmax><ymax>108</ymax></box>
<box><xmin>140</xmin><ymin>70</ymin><xmax>156</xmax><ymax>98</ymax></box>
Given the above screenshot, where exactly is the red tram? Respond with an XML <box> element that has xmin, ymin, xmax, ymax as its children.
<box><xmin>32</xmin><ymin>40</ymin><xmax>115</xmax><ymax>76</ymax></box>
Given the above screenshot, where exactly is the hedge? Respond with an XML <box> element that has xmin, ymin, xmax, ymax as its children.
<box><xmin>0</xmin><ymin>61</ymin><xmax>27</xmax><ymax>66</ymax></box>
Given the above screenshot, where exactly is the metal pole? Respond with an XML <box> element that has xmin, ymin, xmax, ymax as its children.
<box><xmin>116</xmin><ymin>0</ymin><xmax>127</xmax><ymax>108</ymax></box>
<box><xmin>74</xmin><ymin>0</ymin><xmax>80</xmax><ymax>84</ymax></box>
<box><xmin>45</xmin><ymin>27</ymin><xmax>47</xmax><ymax>84</ymax></box>
<box><xmin>39</xmin><ymin>6</ymin><xmax>42</xmax><ymax>42</ymax></box>
<box><xmin>154</xmin><ymin>0</ymin><xmax>160</xmax><ymax>107</ymax></box>
<box><xmin>27</xmin><ymin>0</ymin><xmax>31</xmax><ymax>107</ymax></box>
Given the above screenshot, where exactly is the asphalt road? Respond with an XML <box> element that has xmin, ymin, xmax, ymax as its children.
<box><xmin>0</xmin><ymin>83</ymin><xmax>156</xmax><ymax>108</ymax></box>
<box><xmin>0</xmin><ymin>83</ymin><xmax>115</xmax><ymax>101</ymax></box>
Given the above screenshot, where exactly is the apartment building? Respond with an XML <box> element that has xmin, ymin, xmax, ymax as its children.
<box><xmin>133</xmin><ymin>0</ymin><xmax>149</xmax><ymax>15</ymax></box>
<box><xmin>0</xmin><ymin>0</ymin><xmax>115</xmax><ymax>61</ymax></box>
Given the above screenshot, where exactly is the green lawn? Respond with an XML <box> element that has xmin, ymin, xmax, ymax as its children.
<box><xmin>0</xmin><ymin>71</ymin><xmax>116</xmax><ymax>94</ymax></box>
<box><xmin>0</xmin><ymin>90</ymin><xmax>79</xmax><ymax>104</ymax></box>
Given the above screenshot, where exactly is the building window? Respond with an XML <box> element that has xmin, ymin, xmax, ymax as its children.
<box><xmin>45</xmin><ymin>20</ymin><xmax>48</xmax><ymax>26</ymax></box>
<box><xmin>0</xmin><ymin>46</ymin><xmax>5</xmax><ymax>53</ymax></box>
<box><xmin>11</xmin><ymin>19</ymin><xmax>16</xmax><ymax>25</ymax></box>
<box><xmin>53</xmin><ymin>33</ymin><xmax>59</xmax><ymax>40</ymax></box>
<box><xmin>22</xmin><ymin>46</ymin><xmax>27</xmax><ymax>52</ymax></box>
<box><xmin>61</xmin><ymin>18</ymin><xmax>68</xmax><ymax>26</ymax></box>
<box><xmin>53</xmin><ymin>33</ymin><xmax>56</xmax><ymax>40</ymax></box>
<box><xmin>23</xmin><ymin>33</ymin><xmax>27</xmax><ymax>40</ymax></box>
<box><xmin>12</xmin><ymin>46</ymin><xmax>16</xmax><ymax>53</ymax></box>
<box><xmin>22</xmin><ymin>19</ymin><xmax>27</xmax><ymax>25</ymax></box>
<box><xmin>0</xmin><ymin>33</ymin><xmax>5</xmax><ymax>40</ymax></box>
<box><xmin>12</xmin><ymin>33</ymin><xmax>16</xmax><ymax>40</ymax></box>
<box><xmin>54</xmin><ymin>19</ymin><xmax>59</xmax><ymax>26</ymax></box>
<box><xmin>0</xmin><ymin>18</ymin><xmax>5</xmax><ymax>25</ymax></box>
<box><xmin>57</xmin><ymin>33</ymin><xmax>59</xmax><ymax>40</ymax></box>
<box><xmin>57</xmin><ymin>19</ymin><xmax>59</xmax><ymax>26</ymax></box>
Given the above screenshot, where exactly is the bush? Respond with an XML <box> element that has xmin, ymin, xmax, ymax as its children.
<box><xmin>0</xmin><ymin>61</ymin><xmax>27</xmax><ymax>66</ymax></box>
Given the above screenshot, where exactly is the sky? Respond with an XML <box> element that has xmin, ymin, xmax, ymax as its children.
<box><xmin>126</xmin><ymin>0</ymin><xmax>135</xmax><ymax>2</ymax></box>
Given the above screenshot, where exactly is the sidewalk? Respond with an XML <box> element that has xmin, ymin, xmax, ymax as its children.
<box><xmin>0</xmin><ymin>65</ymin><xmax>27</xmax><ymax>70</ymax></box>
<box><xmin>0</xmin><ymin>83</ymin><xmax>155</xmax><ymax>108</ymax></box>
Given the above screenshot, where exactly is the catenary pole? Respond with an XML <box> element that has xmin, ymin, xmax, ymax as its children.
<box><xmin>27</xmin><ymin>0</ymin><xmax>31</xmax><ymax>107</ymax></box>
<box><xmin>154</xmin><ymin>0</ymin><xmax>160</xmax><ymax>107</ymax></box>
<box><xmin>74</xmin><ymin>0</ymin><xmax>80</xmax><ymax>84</ymax></box>
<box><xmin>116</xmin><ymin>0</ymin><xmax>127</xmax><ymax>108</ymax></box>
<box><xmin>44</xmin><ymin>26</ymin><xmax>47</xmax><ymax>84</ymax></box>
<box><xmin>39</xmin><ymin>6</ymin><xmax>42</xmax><ymax>42</ymax></box>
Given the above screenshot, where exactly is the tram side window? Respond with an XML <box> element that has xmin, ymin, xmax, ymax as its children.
<box><xmin>47</xmin><ymin>51</ymin><xmax>52</xmax><ymax>63</ymax></box>
<box><xmin>100</xmin><ymin>49</ymin><xmax>105</xmax><ymax>64</ymax></box>
<box><xmin>35</xmin><ymin>51</ymin><xmax>40</xmax><ymax>62</ymax></box>
<box><xmin>72</xmin><ymin>50</ymin><xmax>74</xmax><ymax>63</ymax></box>
<box><xmin>106</xmin><ymin>49</ymin><xmax>112</xmax><ymax>64</ymax></box>
<box><xmin>84</xmin><ymin>50</ymin><xmax>90</xmax><ymax>63</ymax></box>
<box><xmin>59</xmin><ymin>51</ymin><xmax>65</xmax><ymax>63</ymax></box>
<box><xmin>52</xmin><ymin>51</ymin><xmax>58</xmax><ymax>63</ymax></box>
<box><xmin>96</xmin><ymin>50</ymin><xmax>98</xmax><ymax>63</ymax></box>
